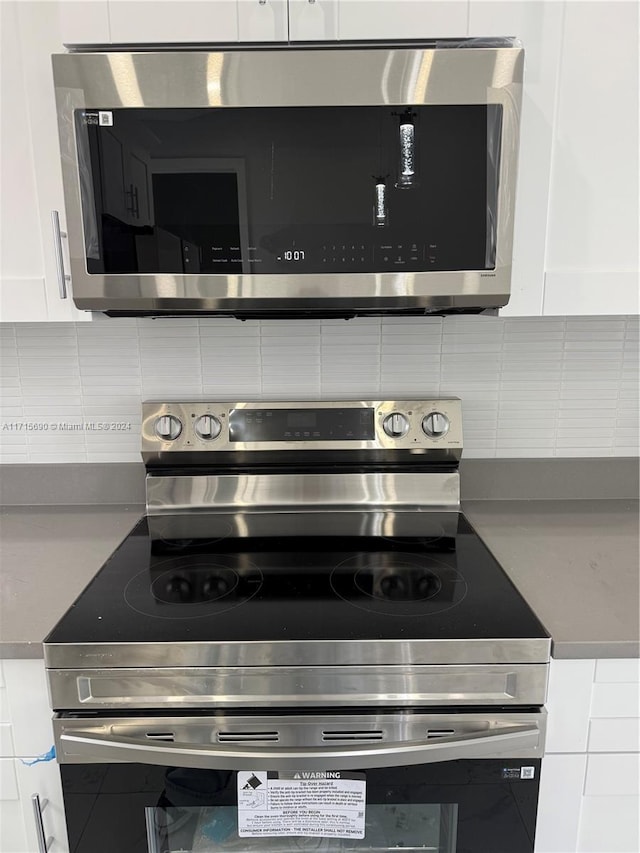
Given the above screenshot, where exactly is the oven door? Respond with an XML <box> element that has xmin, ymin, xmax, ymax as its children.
<box><xmin>55</xmin><ymin>711</ymin><xmax>545</xmax><ymax>853</ymax></box>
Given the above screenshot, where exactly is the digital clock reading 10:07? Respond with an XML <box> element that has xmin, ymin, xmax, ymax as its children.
<box><xmin>283</xmin><ymin>250</ymin><xmax>305</xmax><ymax>261</ymax></box>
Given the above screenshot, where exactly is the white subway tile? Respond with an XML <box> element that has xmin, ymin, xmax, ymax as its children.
<box><xmin>28</xmin><ymin>451</ymin><xmax>88</xmax><ymax>463</ymax></box>
<box><xmin>561</xmin><ymin>389</ymin><xmax>619</xmax><ymax>400</ymax></box>
<box><xmin>556</xmin><ymin>437</ymin><xmax>612</xmax><ymax>448</ymax></box>
<box><xmin>564</xmin><ymin>340</ymin><xmax>625</xmax><ymax>351</ymax></box>
<box><xmin>0</xmin><ymin>453</ymin><xmax>30</xmax><ymax>464</ymax></box>
<box><xmin>87</xmin><ymin>451</ymin><xmax>141</xmax><ymax>463</ymax></box>
<box><xmin>0</xmin><ymin>434</ymin><xmax>28</xmax><ymax>446</ymax></box>
<box><xmin>615</xmin><ymin>428</ymin><xmax>640</xmax><ymax>442</ymax></box>
<box><xmin>559</xmin><ymin>447</ymin><xmax>614</xmax><ymax>457</ymax></box>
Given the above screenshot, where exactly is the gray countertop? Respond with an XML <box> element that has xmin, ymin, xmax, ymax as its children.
<box><xmin>1</xmin><ymin>499</ymin><xmax>638</xmax><ymax>660</ymax></box>
<box><xmin>0</xmin><ymin>505</ymin><xmax>143</xmax><ymax>658</ymax></box>
<box><xmin>464</xmin><ymin>499</ymin><xmax>639</xmax><ymax>660</ymax></box>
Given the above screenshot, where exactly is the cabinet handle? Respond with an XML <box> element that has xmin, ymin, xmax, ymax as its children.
<box><xmin>51</xmin><ymin>210</ymin><xmax>70</xmax><ymax>300</ymax></box>
<box><xmin>31</xmin><ymin>794</ymin><xmax>53</xmax><ymax>853</ymax></box>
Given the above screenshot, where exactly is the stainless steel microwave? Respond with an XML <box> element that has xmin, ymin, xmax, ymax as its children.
<box><xmin>52</xmin><ymin>41</ymin><xmax>523</xmax><ymax>318</ymax></box>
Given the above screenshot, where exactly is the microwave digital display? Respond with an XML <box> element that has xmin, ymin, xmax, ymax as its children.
<box><xmin>75</xmin><ymin>105</ymin><xmax>502</xmax><ymax>277</ymax></box>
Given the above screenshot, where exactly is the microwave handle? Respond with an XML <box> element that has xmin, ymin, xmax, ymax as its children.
<box><xmin>60</xmin><ymin>723</ymin><xmax>541</xmax><ymax>770</ymax></box>
<box><xmin>51</xmin><ymin>210</ymin><xmax>71</xmax><ymax>300</ymax></box>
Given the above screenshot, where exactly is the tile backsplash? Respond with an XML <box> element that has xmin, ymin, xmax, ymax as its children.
<box><xmin>0</xmin><ymin>315</ymin><xmax>637</xmax><ymax>463</ymax></box>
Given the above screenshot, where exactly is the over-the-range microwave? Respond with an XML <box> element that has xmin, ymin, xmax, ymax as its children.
<box><xmin>52</xmin><ymin>40</ymin><xmax>523</xmax><ymax>318</ymax></box>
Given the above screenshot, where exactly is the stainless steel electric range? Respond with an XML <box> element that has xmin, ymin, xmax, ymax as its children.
<box><xmin>44</xmin><ymin>399</ymin><xmax>550</xmax><ymax>853</ymax></box>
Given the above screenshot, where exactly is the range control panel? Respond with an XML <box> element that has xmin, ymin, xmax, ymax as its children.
<box><xmin>142</xmin><ymin>399</ymin><xmax>463</xmax><ymax>455</ymax></box>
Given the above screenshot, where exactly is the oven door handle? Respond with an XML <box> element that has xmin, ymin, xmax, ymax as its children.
<box><xmin>59</xmin><ymin>724</ymin><xmax>542</xmax><ymax>770</ymax></box>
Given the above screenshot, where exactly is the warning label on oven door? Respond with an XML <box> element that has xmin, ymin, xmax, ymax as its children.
<box><xmin>237</xmin><ymin>771</ymin><xmax>366</xmax><ymax>839</ymax></box>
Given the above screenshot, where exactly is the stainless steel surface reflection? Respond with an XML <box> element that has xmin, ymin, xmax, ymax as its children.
<box><xmin>146</xmin><ymin>472</ymin><xmax>460</xmax><ymax>515</ymax></box>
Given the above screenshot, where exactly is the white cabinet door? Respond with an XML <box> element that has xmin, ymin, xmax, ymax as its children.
<box><xmin>289</xmin><ymin>0</ymin><xmax>339</xmax><ymax>40</ymax></box>
<box><xmin>535</xmin><ymin>753</ymin><xmax>587</xmax><ymax>853</ymax></box>
<box><xmin>544</xmin><ymin>0</ymin><xmax>639</xmax><ymax>316</ymax></box>
<box><xmin>2</xmin><ymin>660</ymin><xmax>69</xmax><ymax>853</ymax></box>
<box><xmin>238</xmin><ymin>0</ymin><xmax>289</xmax><ymax>41</ymax></box>
<box><xmin>108</xmin><ymin>0</ymin><xmax>239</xmax><ymax>43</ymax></box>
<box><xmin>58</xmin><ymin>0</ymin><xmax>110</xmax><ymax>44</ymax></box>
<box><xmin>0</xmin><ymin>1</ymin><xmax>48</xmax><ymax>322</ymax></box>
<box><xmin>61</xmin><ymin>0</ymin><xmax>287</xmax><ymax>44</ymax></box>
<box><xmin>17</xmin><ymin>2</ymin><xmax>91</xmax><ymax>322</ymax></box>
<box><xmin>16</xmin><ymin>760</ymin><xmax>69</xmax><ymax>853</ymax></box>
<box><xmin>469</xmin><ymin>1</ymin><xmax>564</xmax><ymax>317</ymax></box>
<box><xmin>339</xmin><ymin>0</ymin><xmax>468</xmax><ymax>40</ymax></box>
<box><xmin>0</xmin><ymin>1</ymin><xmax>89</xmax><ymax>322</ymax></box>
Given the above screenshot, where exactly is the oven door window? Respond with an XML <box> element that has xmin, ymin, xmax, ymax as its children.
<box><xmin>74</xmin><ymin>105</ymin><xmax>502</xmax><ymax>277</ymax></box>
<box><xmin>147</xmin><ymin>802</ymin><xmax>457</xmax><ymax>852</ymax></box>
<box><xmin>60</xmin><ymin>760</ymin><xmax>540</xmax><ymax>853</ymax></box>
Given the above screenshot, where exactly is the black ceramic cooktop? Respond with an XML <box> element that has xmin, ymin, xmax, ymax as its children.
<box><xmin>46</xmin><ymin>512</ymin><xmax>548</xmax><ymax>645</ymax></box>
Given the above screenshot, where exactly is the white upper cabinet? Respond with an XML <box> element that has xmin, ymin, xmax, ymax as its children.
<box><xmin>339</xmin><ymin>1</ymin><xmax>468</xmax><ymax>40</ymax></box>
<box><xmin>0</xmin><ymin>2</ymin><xmax>47</xmax><ymax>322</ymax></box>
<box><xmin>238</xmin><ymin>0</ymin><xmax>289</xmax><ymax>42</ymax></box>
<box><xmin>0</xmin><ymin>1</ymin><xmax>89</xmax><ymax>322</ymax></box>
<box><xmin>471</xmin><ymin>0</ymin><xmax>638</xmax><ymax>317</ymax></box>
<box><xmin>469</xmin><ymin>1</ymin><xmax>564</xmax><ymax>317</ymax></box>
<box><xmin>108</xmin><ymin>1</ymin><xmax>238</xmax><ymax>44</ymax></box>
<box><xmin>289</xmin><ymin>0</ymin><xmax>339</xmax><ymax>41</ymax></box>
<box><xmin>58</xmin><ymin>0</ymin><xmax>110</xmax><ymax>45</ymax></box>
<box><xmin>59</xmin><ymin>1</ymin><xmax>290</xmax><ymax>45</ymax></box>
<box><xmin>543</xmin><ymin>0</ymin><xmax>639</xmax><ymax>316</ymax></box>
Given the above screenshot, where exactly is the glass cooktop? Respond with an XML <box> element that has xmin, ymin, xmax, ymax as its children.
<box><xmin>46</xmin><ymin>512</ymin><xmax>548</xmax><ymax>645</ymax></box>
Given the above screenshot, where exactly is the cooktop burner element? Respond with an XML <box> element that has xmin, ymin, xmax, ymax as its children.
<box><xmin>124</xmin><ymin>556</ymin><xmax>264</xmax><ymax>619</ymax></box>
<box><xmin>330</xmin><ymin>554</ymin><xmax>467</xmax><ymax>616</ymax></box>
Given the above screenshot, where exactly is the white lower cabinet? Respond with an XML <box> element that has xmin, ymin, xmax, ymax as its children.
<box><xmin>536</xmin><ymin>753</ymin><xmax>588</xmax><ymax>853</ymax></box>
<box><xmin>536</xmin><ymin>658</ymin><xmax>640</xmax><ymax>853</ymax></box>
<box><xmin>0</xmin><ymin>660</ymin><xmax>68</xmax><ymax>853</ymax></box>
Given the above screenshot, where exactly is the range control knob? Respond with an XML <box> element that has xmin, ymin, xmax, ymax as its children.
<box><xmin>154</xmin><ymin>414</ymin><xmax>182</xmax><ymax>441</ymax></box>
<box><xmin>383</xmin><ymin>412</ymin><xmax>410</xmax><ymax>438</ymax></box>
<box><xmin>422</xmin><ymin>411</ymin><xmax>450</xmax><ymax>439</ymax></box>
<box><xmin>194</xmin><ymin>414</ymin><xmax>222</xmax><ymax>441</ymax></box>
